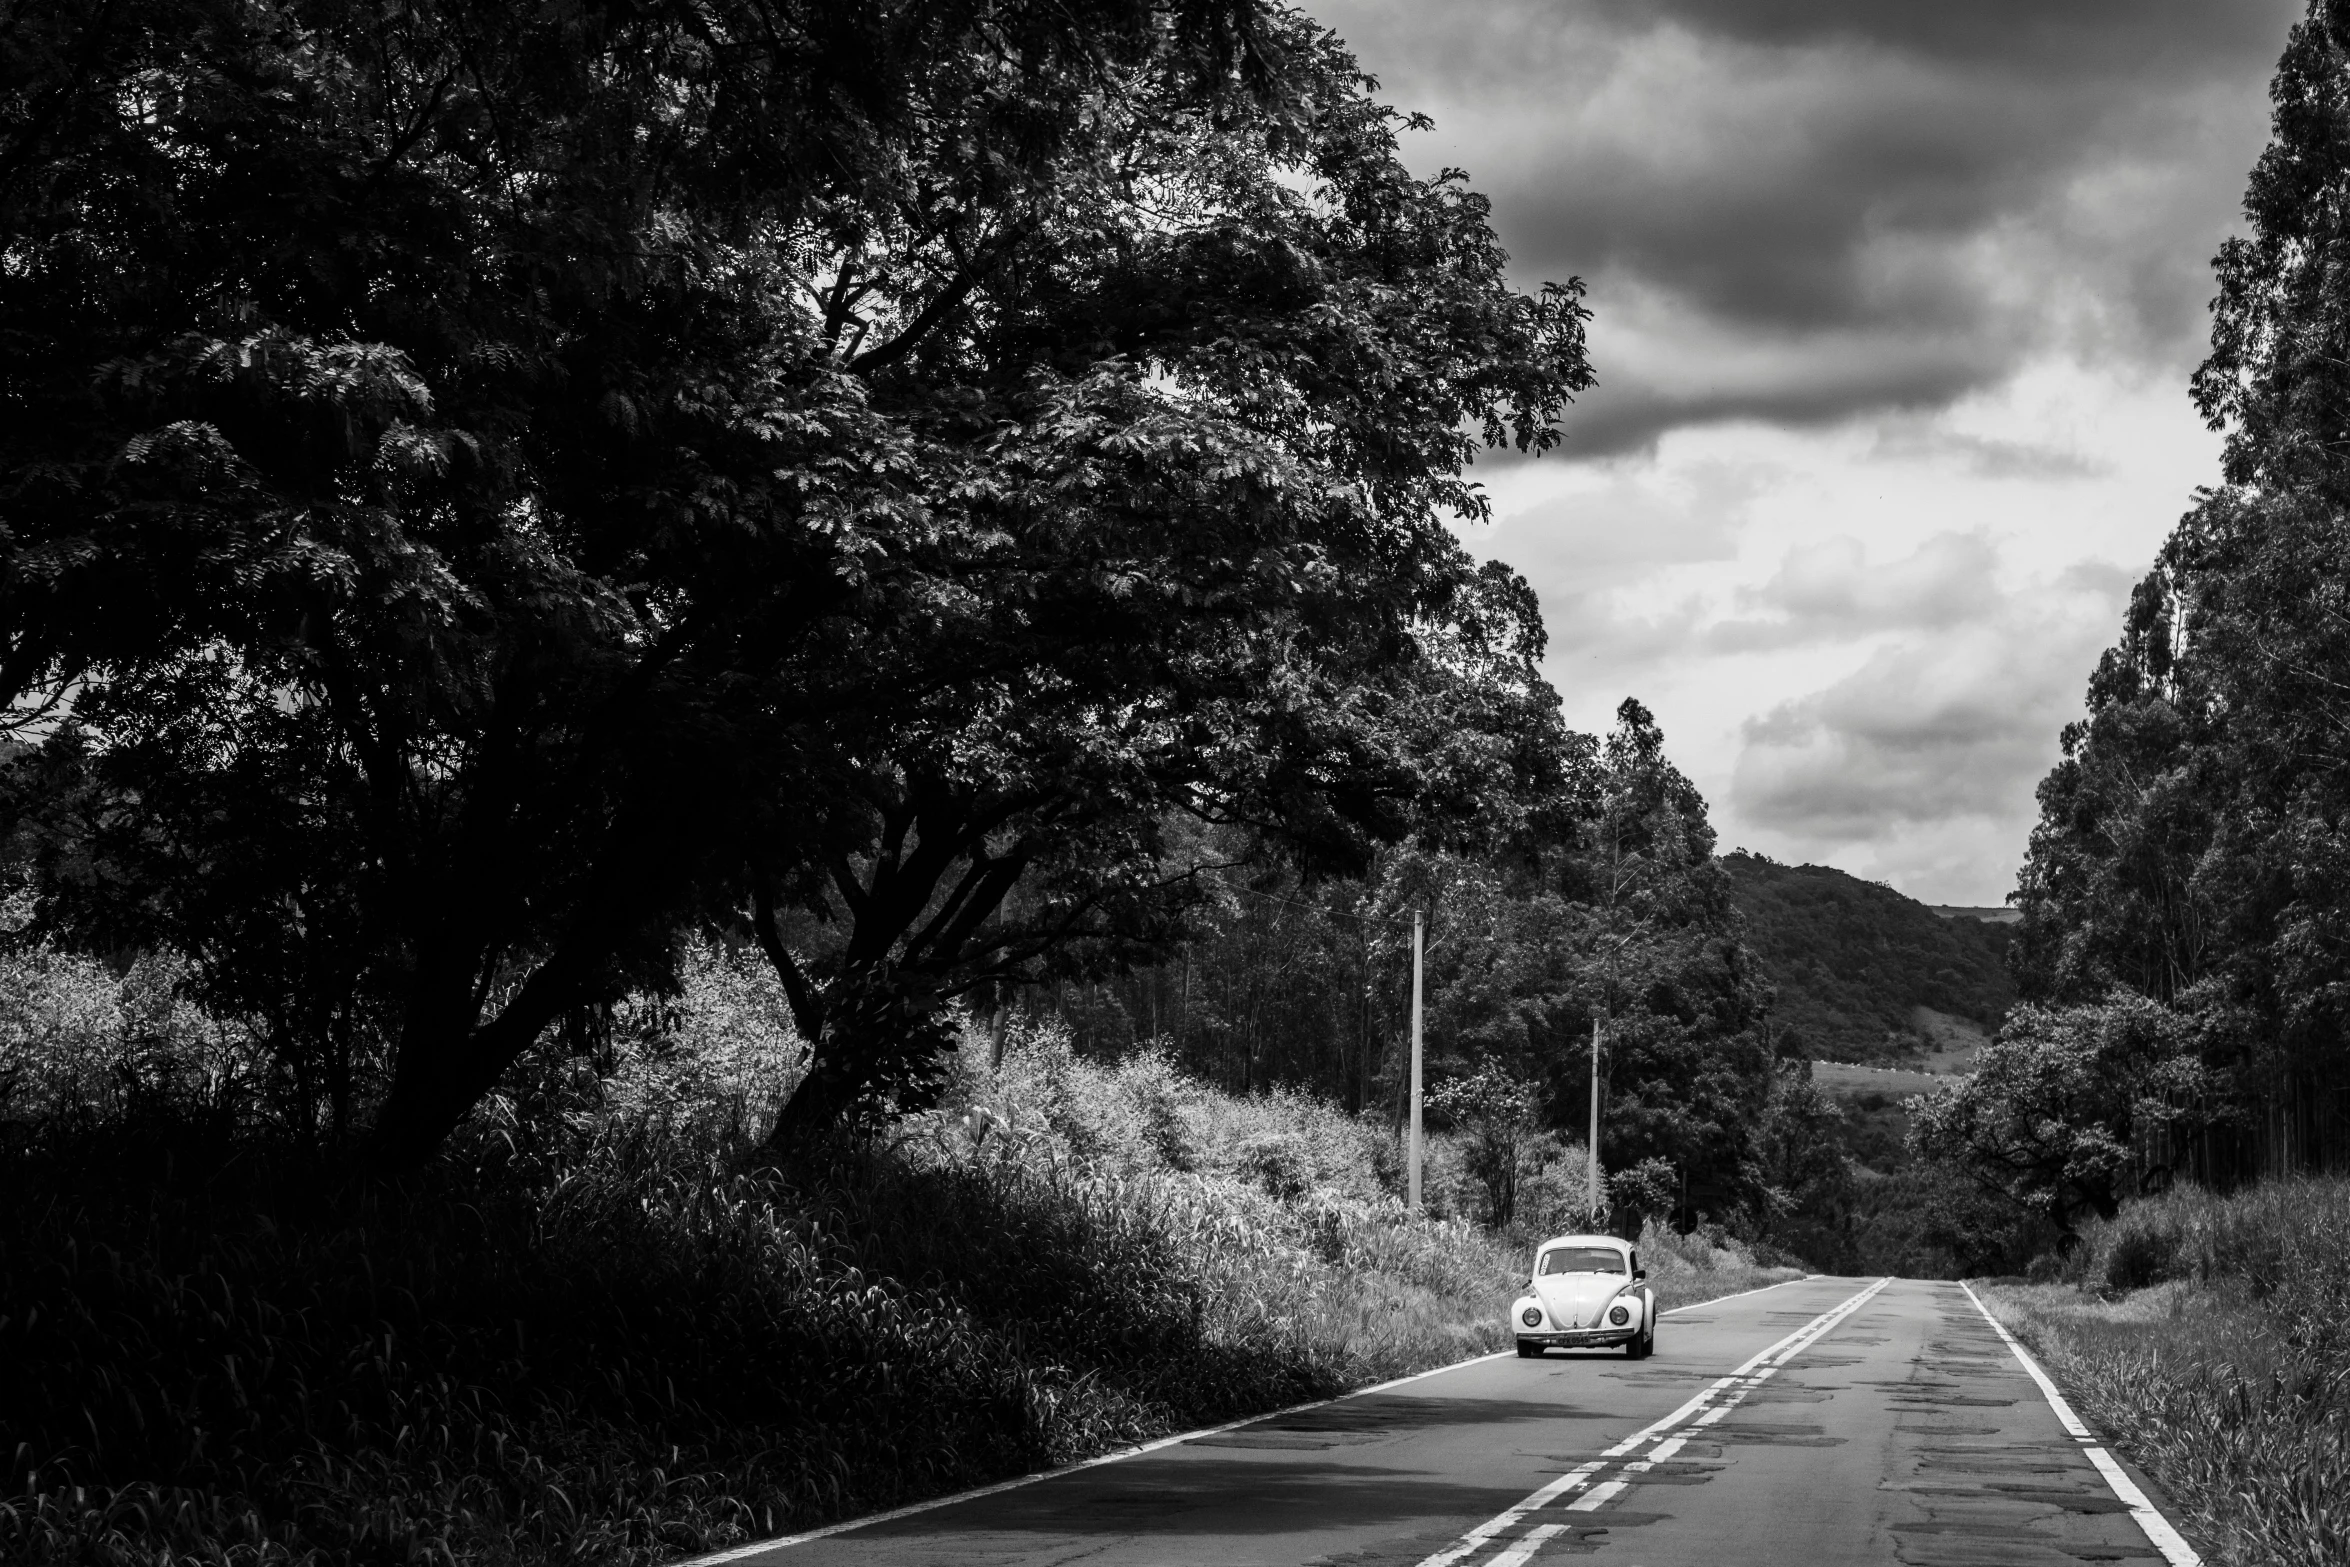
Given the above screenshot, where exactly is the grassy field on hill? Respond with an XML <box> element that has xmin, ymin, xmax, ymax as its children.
<box><xmin>1976</xmin><ymin>1180</ymin><xmax>2350</xmax><ymax>1567</ymax></box>
<box><xmin>0</xmin><ymin>942</ymin><xmax>1795</xmax><ymax>1567</ymax></box>
<box><xmin>1805</xmin><ymin>1058</ymin><xmax>1963</xmax><ymax>1100</ymax></box>
<box><xmin>1725</xmin><ymin>853</ymin><xmax>2014</xmax><ymax>1064</ymax></box>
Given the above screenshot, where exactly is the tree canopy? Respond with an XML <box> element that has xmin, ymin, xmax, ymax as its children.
<box><xmin>0</xmin><ymin>0</ymin><xmax>1595</xmax><ymax>1161</ymax></box>
<box><xmin>1911</xmin><ymin>996</ymin><xmax>2217</xmax><ymax>1236</ymax></box>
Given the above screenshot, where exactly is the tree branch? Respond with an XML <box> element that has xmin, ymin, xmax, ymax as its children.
<box><xmin>829</xmin><ymin>854</ymin><xmax>870</xmax><ymax>920</ymax></box>
<box><xmin>848</xmin><ymin>220</ymin><xmax>1034</xmax><ymax>376</ymax></box>
<box><xmin>751</xmin><ymin>875</ymin><xmax>826</xmax><ymax>1042</ymax></box>
<box><xmin>356</xmin><ymin>67</ymin><xmax>457</xmax><ymax>205</ymax></box>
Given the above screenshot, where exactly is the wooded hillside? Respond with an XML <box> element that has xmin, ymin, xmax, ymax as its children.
<box><xmin>1723</xmin><ymin>853</ymin><xmax>2015</xmax><ymax>1063</ymax></box>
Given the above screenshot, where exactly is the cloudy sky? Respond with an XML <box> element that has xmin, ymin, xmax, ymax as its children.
<box><xmin>1309</xmin><ymin>0</ymin><xmax>2301</xmax><ymax>905</ymax></box>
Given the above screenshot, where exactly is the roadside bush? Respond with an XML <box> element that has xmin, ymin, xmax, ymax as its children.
<box><xmin>1979</xmin><ymin>1177</ymin><xmax>2350</xmax><ymax>1567</ymax></box>
<box><xmin>1633</xmin><ymin>1216</ymin><xmax>1805</xmax><ymax>1298</ymax></box>
<box><xmin>2098</xmin><ymin>1206</ymin><xmax>2186</xmax><ymax>1294</ymax></box>
<box><xmin>1427</xmin><ymin>1067</ymin><xmax>1565</xmax><ymax>1228</ymax></box>
<box><xmin>0</xmin><ymin>941</ymin><xmax>250</xmax><ymax>1133</ymax></box>
<box><xmin>1508</xmin><ymin>1146</ymin><xmax>1598</xmax><ymax>1236</ymax></box>
<box><xmin>1606</xmin><ymin>1155</ymin><xmax>1679</xmax><ymax>1237</ymax></box>
<box><xmin>4</xmin><ymin>1118</ymin><xmax>1257</xmax><ymax>1567</ymax></box>
<box><xmin>599</xmin><ymin>938</ymin><xmax>807</xmax><ymax>1144</ymax></box>
<box><xmin>2196</xmin><ymin>1188</ymin><xmax>2294</xmax><ymax>1301</ymax></box>
<box><xmin>2062</xmin><ymin>1180</ymin><xmax>2316</xmax><ymax>1303</ymax></box>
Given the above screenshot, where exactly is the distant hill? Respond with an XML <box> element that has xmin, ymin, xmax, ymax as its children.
<box><xmin>1723</xmin><ymin>852</ymin><xmax>2017</xmax><ymax>1063</ymax></box>
<box><xmin>1929</xmin><ymin>905</ymin><xmax>2021</xmax><ymax>924</ymax></box>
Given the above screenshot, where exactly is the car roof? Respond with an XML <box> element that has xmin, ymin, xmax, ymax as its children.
<box><xmin>1536</xmin><ymin>1234</ymin><xmax>1630</xmax><ymax>1252</ymax></box>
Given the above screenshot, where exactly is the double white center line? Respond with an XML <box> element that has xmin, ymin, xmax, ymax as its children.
<box><xmin>1413</xmin><ymin>1277</ymin><xmax>1893</xmax><ymax>1567</ymax></box>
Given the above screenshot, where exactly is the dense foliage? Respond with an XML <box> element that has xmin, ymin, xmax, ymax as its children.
<box><xmin>1911</xmin><ymin>995</ymin><xmax>2219</xmax><ymax>1232</ymax></box>
<box><xmin>1057</xmin><ymin>701</ymin><xmax>1781</xmax><ymax>1236</ymax></box>
<box><xmin>1722</xmin><ymin>853</ymin><xmax>2014</xmax><ymax>1062</ymax></box>
<box><xmin>0</xmin><ymin>0</ymin><xmax>1593</xmax><ymax>1162</ymax></box>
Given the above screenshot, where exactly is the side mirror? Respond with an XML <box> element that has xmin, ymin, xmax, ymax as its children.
<box><xmin>1633</xmin><ymin>1269</ymin><xmax>1647</xmax><ymax>1282</ymax></box>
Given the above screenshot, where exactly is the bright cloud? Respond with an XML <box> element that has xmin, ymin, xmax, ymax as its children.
<box><xmin>1312</xmin><ymin>0</ymin><xmax>2289</xmax><ymax>903</ymax></box>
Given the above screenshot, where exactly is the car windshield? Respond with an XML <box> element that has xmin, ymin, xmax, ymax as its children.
<box><xmin>1538</xmin><ymin>1246</ymin><xmax>1627</xmax><ymax>1276</ymax></box>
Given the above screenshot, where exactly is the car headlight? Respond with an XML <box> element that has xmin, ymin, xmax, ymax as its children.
<box><xmin>1608</xmin><ymin>1304</ymin><xmax>1631</xmax><ymax>1326</ymax></box>
<box><xmin>1521</xmin><ymin>1306</ymin><xmax>1543</xmax><ymax>1327</ymax></box>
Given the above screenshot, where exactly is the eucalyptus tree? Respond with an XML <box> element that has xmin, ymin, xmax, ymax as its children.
<box><xmin>2195</xmin><ymin>0</ymin><xmax>2350</xmax><ymax>501</ymax></box>
<box><xmin>2003</xmin><ymin>0</ymin><xmax>2350</xmax><ymax>1181</ymax></box>
<box><xmin>1567</xmin><ymin>702</ymin><xmax>1772</xmax><ymax>1228</ymax></box>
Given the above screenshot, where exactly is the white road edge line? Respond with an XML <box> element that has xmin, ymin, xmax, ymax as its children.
<box><xmin>670</xmin><ymin>1345</ymin><xmax>1518</xmax><ymax>1563</ymax></box>
<box><xmin>674</xmin><ymin>1271</ymin><xmax>1846</xmax><ymax>1566</ymax></box>
<box><xmin>1416</xmin><ymin>1276</ymin><xmax>1892</xmax><ymax>1567</ymax></box>
<box><xmin>1957</xmin><ymin>1280</ymin><xmax>2203</xmax><ymax>1567</ymax></box>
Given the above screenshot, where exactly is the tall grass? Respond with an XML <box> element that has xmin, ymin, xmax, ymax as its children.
<box><xmin>1975</xmin><ymin>1180</ymin><xmax>2350</xmax><ymax>1567</ymax></box>
<box><xmin>0</xmin><ymin>992</ymin><xmax>1584</xmax><ymax>1565</ymax></box>
<box><xmin>0</xmin><ymin>944</ymin><xmax>1799</xmax><ymax>1567</ymax></box>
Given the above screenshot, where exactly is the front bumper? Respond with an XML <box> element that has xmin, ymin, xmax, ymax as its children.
<box><xmin>1518</xmin><ymin>1325</ymin><xmax>1638</xmax><ymax>1348</ymax></box>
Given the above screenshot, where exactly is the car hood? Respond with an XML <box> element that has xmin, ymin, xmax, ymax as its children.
<box><xmin>1533</xmin><ymin>1273</ymin><xmax>1631</xmax><ymax>1328</ymax></box>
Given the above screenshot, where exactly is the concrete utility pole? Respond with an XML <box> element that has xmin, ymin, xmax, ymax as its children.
<box><xmin>1587</xmin><ymin>1012</ymin><xmax>1602</xmax><ymax>1220</ymax></box>
<box><xmin>1409</xmin><ymin>909</ymin><xmax>1424</xmax><ymax>1215</ymax></box>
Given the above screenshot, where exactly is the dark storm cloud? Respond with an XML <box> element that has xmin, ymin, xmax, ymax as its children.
<box><xmin>1513</xmin><ymin>74</ymin><xmax>2060</xmax><ymax>333</ymax></box>
<box><xmin>1315</xmin><ymin>0</ymin><xmax>2301</xmax><ymax>454</ymax></box>
<box><xmin>1599</xmin><ymin>0</ymin><xmax>2275</xmax><ymax>68</ymax></box>
<box><xmin>1557</xmin><ymin>330</ymin><xmax>2011</xmax><ymax>458</ymax></box>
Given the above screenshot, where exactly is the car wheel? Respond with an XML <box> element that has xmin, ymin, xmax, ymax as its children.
<box><xmin>1517</xmin><ymin>1340</ymin><xmax>1541</xmax><ymax>1358</ymax></box>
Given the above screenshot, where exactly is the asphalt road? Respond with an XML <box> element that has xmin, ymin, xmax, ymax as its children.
<box><xmin>694</xmin><ymin>1275</ymin><xmax>2199</xmax><ymax>1567</ymax></box>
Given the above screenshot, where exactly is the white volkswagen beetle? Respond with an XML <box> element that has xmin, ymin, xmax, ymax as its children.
<box><xmin>1512</xmin><ymin>1233</ymin><xmax>1655</xmax><ymax>1359</ymax></box>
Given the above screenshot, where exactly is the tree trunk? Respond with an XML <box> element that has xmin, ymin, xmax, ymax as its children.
<box><xmin>760</xmin><ymin>964</ymin><xmax>955</xmax><ymax>1155</ymax></box>
<box><xmin>365</xmin><ymin>843</ymin><xmax>636</xmax><ymax>1168</ymax></box>
<box><xmin>368</xmin><ymin>965</ymin><xmax>583</xmax><ymax>1168</ymax></box>
<box><xmin>369</xmin><ymin>1030</ymin><xmax>494</xmax><ymax>1168</ymax></box>
<box><xmin>765</xmin><ymin>1043</ymin><xmax>868</xmax><ymax>1150</ymax></box>
<box><xmin>368</xmin><ymin>926</ymin><xmax>497</xmax><ymax>1166</ymax></box>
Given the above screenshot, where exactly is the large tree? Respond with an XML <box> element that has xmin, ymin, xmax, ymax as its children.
<box><xmin>0</xmin><ymin>0</ymin><xmax>1594</xmax><ymax>1161</ymax></box>
<box><xmin>1568</xmin><ymin>701</ymin><xmax>1773</xmax><ymax>1228</ymax></box>
<box><xmin>1911</xmin><ymin>995</ymin><xmax>2218</xmax><ymax>1237</ymax></box>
